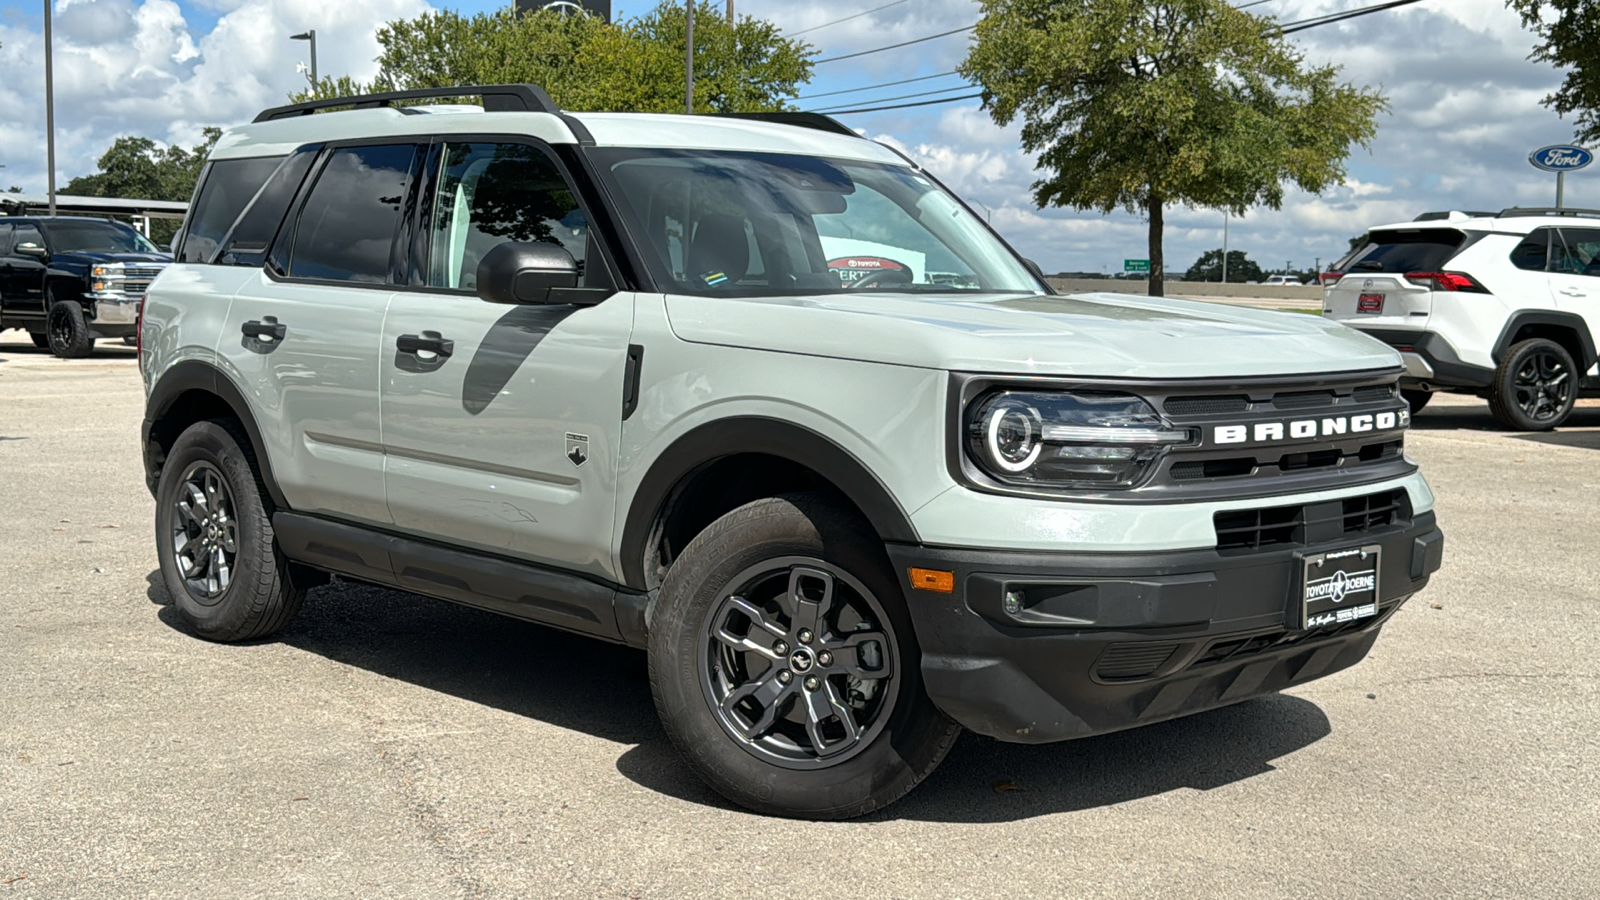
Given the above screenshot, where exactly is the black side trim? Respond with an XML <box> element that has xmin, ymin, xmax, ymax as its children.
<box><xmin>254</xmin><ymin>84</ymin><xmax>560</xmax><ymax>122</ymax></box>
<box><xmin>621</xmin><ymin>344</ymin><xmax>644</xmax><ymax>421</ymax></box>
<box><xmin>272</xmin><ymin>512</ymin><xmax>640</xmax><ymax>645</ymax></box>
<box><xmin>144</xmin><ymin>360</ymin><xmax>289</xmax><ymax>509</ymax></box>
<box><xmin>618</xmin><ymin>417</ymin><xmax>919</xmax><ymax>590</ymax></box>
<box><xmin>1491</xmin><ymin>310</ymin><xmax>1598</xmax><ymax>370</ymax></box>
<box><xmin>1352</xmin><ymin>329</ymin><xmax>1493</xmax><ymax>388</ymax></box>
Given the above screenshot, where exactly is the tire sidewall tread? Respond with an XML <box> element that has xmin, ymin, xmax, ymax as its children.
<box><xmin>46</xmin><ymin>292</ymin><xmax>94</xmax><ymax>359</ymax></box>
<box><xmin>1489</xmin><ymin>338</ymin><xmax>1576</xmax><ymax>431</ymax></box>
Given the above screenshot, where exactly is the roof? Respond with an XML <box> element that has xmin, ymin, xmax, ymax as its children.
<box><xmin>1371</xmin><ymin>207</ymin><xmax>1600</xmax><ymax>235</ymax></box>
<box><xmin>1</xmin><ymin>194</ymin><xmax>189</xmax><ymax>219</ymax></box>
<box><xmin>217</xmin><ymin>84</ymin><xmax>906</xmax><ymax>167</ymax></box>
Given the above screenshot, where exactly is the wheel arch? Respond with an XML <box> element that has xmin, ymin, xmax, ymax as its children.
<box><xmin>1492</xmin><ymin>311</ymin><xmax>1597</xmax><ymax>371</ymax></box>
<box><xmin>144</xmin><ymin>360</ymin><xmax>288</xmax><ymax>509</ymax></box>
<box><xmin>618</xmin><ymin>417</ymin><xmax>920</xmax><ymax>592</ymax></box>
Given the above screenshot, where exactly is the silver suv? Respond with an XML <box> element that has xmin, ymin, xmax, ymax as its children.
<box><xmin>140</xmin><ymin>85</ymin><xmax>1444</xmax><ymax>819</ymax></box>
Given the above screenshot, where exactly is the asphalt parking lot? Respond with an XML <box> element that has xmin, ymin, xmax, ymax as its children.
<box><xmin>1</xmin><ymin>333</ymin><xmax>1596</xmax><ymax>899</ymax></box>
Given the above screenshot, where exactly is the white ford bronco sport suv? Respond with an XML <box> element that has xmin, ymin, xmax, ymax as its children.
<box><xmin>1323</xmin><ymin>208</ymin><xmax>1600</xmax><ymax>430</ymax></box>
<box><xmin>140</xmin><ymin>85</ymin><xmax>1444</xmax><ymax>819</ymax></box>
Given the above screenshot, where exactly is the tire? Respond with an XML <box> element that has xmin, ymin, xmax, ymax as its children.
<box><xmin>154</xmin><ymin>420</ymin><xmax>305</xmax><ymax>642</ymax></box>
<box><xmin>46</xmin><ymin>294</ymin><xmax>94</xmax><ymax>358</ymax></box>
<box><xmin>1400</xmin><ymin>389</ymin><xmax>1432</xmax><ymax>413</ymax></box>
<box><xmin>29</xmin><ymin>331</ymin><xmax>49</xmax><ymax>349</ymax></box>
<box><xmin>649</xmin><ymin>493</ymin><xmax>961</xmax><ymax>819</ymax></box>
<box><xmin>1489</xmin><ymin>338</ymin><xmax>1577</xmax><ymax>431</ymax></box>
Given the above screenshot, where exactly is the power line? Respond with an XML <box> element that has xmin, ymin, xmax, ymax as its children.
<box><xmin>814</xmin><ymin>25</ymin><xmax>975</xmax><ymax>65</ymax></box>
<box><xmin>810</xmin><ymin>83</ymin><xmax>976</xmax><ymax>113</ymax></box>
<box><xmin>797</xmin><ymin>70</ymin><xmax>961</xmax><ymax>101</ymax></box>
<box><xmin>789</xmin><ymin>0</ymin><xmax>912</xmax><ymax>37</ymax></box>
<box><xmin>815</xmin><ymin>92</ymin><xmax>985</xmax><ymax>115</ymax></box>
<box><xmin>1280</xmin><ymin>0</ymin><xmax>1429</xmax><ymax>34</ymax></box>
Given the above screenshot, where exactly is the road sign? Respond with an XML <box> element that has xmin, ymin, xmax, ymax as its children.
<box><xmin>1529</xmin><ymin>145</ymin><xmax>1593</xmax><ymax>173</ymax></box>
<box><xmin>1124</xmin><ymin>259</ymin><xmax>1151</xmax><ymax>273</ymax></box>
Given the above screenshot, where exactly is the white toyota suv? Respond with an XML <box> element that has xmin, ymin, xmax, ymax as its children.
<box><xmin>1323</xmin><ymin>208</ymin><xmax>1600</xmax><ymax>430</ymax></box>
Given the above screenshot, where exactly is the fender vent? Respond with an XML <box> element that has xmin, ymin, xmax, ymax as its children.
<box><xmin>1096</xmin><ymin>642</ymin><xmax>1181</xmax><ymax>681</ymax></box>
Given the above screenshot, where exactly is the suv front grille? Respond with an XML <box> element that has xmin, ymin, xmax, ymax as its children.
<box><xmin>1214</xmin><ymin>488</ymin><xmax>1410</xmax><ymax>553</ymax></box>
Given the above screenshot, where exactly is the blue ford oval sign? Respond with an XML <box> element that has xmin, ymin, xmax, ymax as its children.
<box><xmin>1529</xmin><ymin>145</ymin><xmax>1594</xmax><ymax>172</ymax></box>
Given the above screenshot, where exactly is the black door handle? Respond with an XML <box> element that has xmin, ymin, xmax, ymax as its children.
<box><xmin>396</xmin><ymin>331</ymin><xmax>454</xmax><ymax>359</ymax></box>
<box><xmin>241</xmin><ymin>317</ymin><xmax>286</xmax><ymax>341</ymax></box>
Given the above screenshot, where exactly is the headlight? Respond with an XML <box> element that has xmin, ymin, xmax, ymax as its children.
<box><xmin>966</xmin><ymin>391</ymin><xmax>1192</xmax><ymax>490</ymax></box>
<box><xmin>91</xmin><ymin>264</ymin><xmax>124</xmax><ymax>278</ymax></box>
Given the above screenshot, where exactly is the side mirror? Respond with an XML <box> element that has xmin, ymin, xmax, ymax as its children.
<box><xmin>476</xmin><ymin>241</ymin><xmax>580</xmax><ymax>305</ymax></box>
<box><xmin>15</xmin><ymin>242</ymin><xmax>47</xmax><ymax>259</ymax></box>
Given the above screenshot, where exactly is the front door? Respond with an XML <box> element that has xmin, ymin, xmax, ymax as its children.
<box><xmin>221</xmin><ymin>142</ymin><xmax>425</xmax><ymax>527</ymax></box>
<box><xmin>379</xmin><ymin>139</ymin><xmax>634</xmax><ymax>582</ymax></box>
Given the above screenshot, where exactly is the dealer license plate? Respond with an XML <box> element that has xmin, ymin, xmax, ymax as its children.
<box><xmin>1357</xmin><ymin>293</ymin><xmax>1385</xmax><ymax>314</ymax></box>
<box><xmin>1298</xmin><ymin>545</ymin><xmax>1381</xmax><ymax>630</ymax></box>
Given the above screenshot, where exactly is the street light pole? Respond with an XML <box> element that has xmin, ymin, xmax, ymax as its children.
<box><xmin>726</xmin><ymin>0</ymin><xmax>733</xmax><ymax>22</ymax></box>
<box><xmin>684</xmin><ymin>2</ymin><xmax>695</xmax><ymax>114</ymax></box>
<box><xmin>1221</xmin><ymin>213</ymin><xmax>1229</xmax><ymax>284</ymax></box>
<box><xmin>291</xmin><ymin>30</ymin><xmax>317</xmax><ymax>84</ymax></box>
<box><xmin>974</xmin><ymin>200</ymin><xmax>993</xmax><ymax>223</ymax></box>
<box><xmin>44</xmin><ymin>0</ymin><xmax>57</xmax><ymax>216</ymax></box>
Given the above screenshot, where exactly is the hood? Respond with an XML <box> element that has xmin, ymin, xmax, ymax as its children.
<box><xmin>664</xmin><ymin>291</ymin><xmax>1401</xmax><ymax>379</ymax></box>
<box><xmin>54</xmin><ymin>251</ymin><xmax>171</xmax><ymax>265</ymax></box>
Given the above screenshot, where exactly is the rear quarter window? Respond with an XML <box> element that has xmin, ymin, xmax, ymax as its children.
<box><xmin>1344</xmin><ymin>228</ymin><xmax>1467</xmax><ymax>274</ymax></box>
<box><xmin>178</xmin><ymin>155</ymin><xmax>286</xmax><ymax>264</ymax></box>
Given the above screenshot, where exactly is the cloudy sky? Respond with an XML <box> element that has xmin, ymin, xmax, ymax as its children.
<box><xmin>0</xmin><ymin>0</ymin><xmax>1590</xmax><ymax>275</ymax></box>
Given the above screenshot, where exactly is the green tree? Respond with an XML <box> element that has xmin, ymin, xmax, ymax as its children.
<box><xmin>1184</xmin><ymin>248</ymin><xmax>1263</xmax><ymax>283</ymax></box>
<box><xmin>960</xmin><ymin>0</ymin><xmax>1386</xmax><ymax>296</ymax></box>
<box><xmin>62</xmin><ymin>129</ymin><xmax>220</xmax><ymax>243</ymax></box>
<box><xmin>293</xmin><ymin>3</ymin><xmax>813</xmax><ymax>114</ymax></box>
<box><xmin>1509</xmin><ymin>1</ymin><xmax>1600</xmax><ymax>142</ymax></box>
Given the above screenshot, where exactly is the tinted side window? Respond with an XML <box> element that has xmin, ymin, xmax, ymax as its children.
<box><xmin>1343</xmin><ymin>229</ymin><xmax>1465</xmax><ymax>274</ymax></box>
<box><xmin>218</xmin><ymin>147</ymin><xmax>320</xmax><ymax>268</ymax></box>
<box><xmin>179</xmin><ymin>156</ymin><xmax>285</xmax><ymax>263</ymax></box>
<box><xmin>0</xmin><ymin>224</ymin><xmax>13</xmax><ymax>256</ymax></box>
<box><xmin>1554</xmin><ymin>228</ymin><xmax>1600</xmax><ymax>277</ymax></box>
<box><xmin>288</xmin><ymin>144</ymin><xmax>419</xmax><ymax>284</ymax></box>
<box><xmin>424</xmin><ymin>142</ymin><xmax>588</xmax><ymax>290</ymax></box>
<box><xmin>1510</xmin><ymin>228</ymin><xmax>1552</xmax><ymax>271</ymax></box>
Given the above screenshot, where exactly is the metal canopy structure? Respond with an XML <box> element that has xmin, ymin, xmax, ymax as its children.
<box><xmin>0</xmin><ymin>193</ymin><xmax>189</xmax><ymax>237</ymax></box>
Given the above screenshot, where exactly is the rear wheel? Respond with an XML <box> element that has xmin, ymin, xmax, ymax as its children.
<box><xmin>1489</xmin><ymin>338</ymin><xmax>1576</xmax><ymax>431</ymax></box>
<box><xmin>1400</xmin><ymin>389</ymin><xmax>1432</xmax><ymax>413</ymax></box>
<box><xmin>46</xmin><ymin>294</ymin><xmax>94</xmax><ymax>358</ymax></box>
<box><xmin>154</xmin><ymin>420</ymin><xmax>304</xmax><ymax>641</ymax></box>
<box><xmin>649</xmin><ymin>493</ymin><xmax>960</xmax><ymax>819</ymax></box>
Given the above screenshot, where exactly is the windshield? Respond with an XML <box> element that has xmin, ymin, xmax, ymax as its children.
<box><xmin>43</xmin><ymin>221</ymin><xmax>160</xmax><ymax>254</ymax></box>
<box><xmin>591</xmin><ymin>149</ymin><xmax>1042</xmax><ymax>296</ymax></box>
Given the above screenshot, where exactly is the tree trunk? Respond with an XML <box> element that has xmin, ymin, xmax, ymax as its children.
<box><xmin>1147</xmin><ymin>195</ymin><xmax>1165</xmax><ymax>298</ymax></box>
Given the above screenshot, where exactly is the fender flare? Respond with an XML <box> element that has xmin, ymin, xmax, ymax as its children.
<box><xmin>145</xmin><ymin>359</ymin><xmax>289</xmax><ymax>509</ymax></box>
<box><xmin>618</xmin><ymin>417</ymin><xmax>920</xmax><ymax>590</ymax></box>
<box><xmin>1492</xmin><ymin>310</ymin><xmax>1598</xmax><ymax>370</ymax></box>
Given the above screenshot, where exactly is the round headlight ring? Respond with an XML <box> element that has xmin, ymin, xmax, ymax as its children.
<box><xmin>984</xmin><ymin>402</ymin><xmax>1043</xmax><ymax>472</ymax></box>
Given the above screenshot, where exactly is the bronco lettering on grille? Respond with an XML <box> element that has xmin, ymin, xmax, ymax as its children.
<box><xmin>1213</xmin><ymin>410</ymin><xmax>1408</xmax><ymax>446</ymax></box>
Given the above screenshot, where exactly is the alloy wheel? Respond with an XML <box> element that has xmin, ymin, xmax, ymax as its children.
<box><xmin>699</xmin><ymin>557</ymin><xmax>899</xmax><ymax>769</ymax></box>
<box><xmin>1513</xmin><ymin>350</ymin><xmax>1572</xmax><ymax>424</ymax></box>
<box><xmin>170</xmin><ymin>462</ymin><xmax>239</xmax><ymax>603</ymax></box>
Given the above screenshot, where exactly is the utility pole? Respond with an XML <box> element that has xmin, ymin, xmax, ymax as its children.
<box><xmin>291</xmin><ymin>30</ymin><xmax>318</xmax><ymax>84</ymax></box>
<box><xmin>44</xmin><ymin>0</ymin><xmax>57</xmax><ymax>216</ymax></box>
<box><xmin>726</xmin><ymin>0</ymin><xmax>733</xmax><ymax>22</ymax></box>
<box><xmin>1221</xmin><ymin>213</ymin><xmax>1229</xmax><ymax>283</ymax></box>
<box><xmin>685</xmin><ymin>2</ymin><xmax>695</xmax><ymax>114</ymax></box>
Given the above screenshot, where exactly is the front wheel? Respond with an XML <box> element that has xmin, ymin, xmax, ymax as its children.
<box><xmin>648</xmin><ymin>494</ymin><xmax>960</xmax><ymax>819</ymax></box>
<box><xmin>46</xmin><ymin>296</ymin><xmax>94</xmax><ymax>358</ymax></box>
<box><xmin>29</xmin><ymin>331</ymin><xmax>50</xmax><ymax>349</ymax></box>
<box><xmin>1489</xmin><ymin>338</ymin><xmax>1576</xmax><ymax>431</ymax></box>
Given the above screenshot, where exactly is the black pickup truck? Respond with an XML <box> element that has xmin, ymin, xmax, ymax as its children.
<box><xmin>0</xmin><ymin>216</ymin><xmax>170</xmax><ymax>357</ymax></box>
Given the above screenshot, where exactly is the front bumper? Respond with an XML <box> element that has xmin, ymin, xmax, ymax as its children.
<box><xmin>887</xmin><ymin>511</ymin><xmax>1442</xmax><ymax>743</ymax></box>
<box><xmin>89</xmin><ymin>293</ymin><xmax>140</xmax><ymax>329</ymax></box>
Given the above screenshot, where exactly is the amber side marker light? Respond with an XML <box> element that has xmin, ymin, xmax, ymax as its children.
<box><xmin>909</xmin><ymin>568</ymin><xmax>955</xmax><ymax>593</ymax></box>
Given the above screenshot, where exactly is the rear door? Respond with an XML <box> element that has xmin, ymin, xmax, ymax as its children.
<box><xmin>1323</xmin><ymin>228</ymin><xmax>1467</xmax><ymax>328</ymax></box>
<box><xmin>221</xmin><ymin>142</ymin><xmax>425</xmax><ymax>527</ymax></box>
<box><xmin>1550</xmin><ymin>228</ymin><xmax>1600</xmax><ymax>350</ymax></box>
<box><xmin>378</xmin><ymin>138</ymin><xmax>634</xmax><ymax>590</ymax></box>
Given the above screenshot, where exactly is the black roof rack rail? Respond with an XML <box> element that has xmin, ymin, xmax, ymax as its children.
<box><xmin>1412</xmin><ymin>210</ymin><xmax>1496</xmax><ymax>222</ymax></box>
<box><xmin>1496</xmin><ymin>206</ymin><xmax>1600</xmax><ymax>219</ymax></box>
<box><xmin>712</xmin><ymin>112</ymin><xmax>860</xmax><ymax>138</ymax></box>
<box><xmin>253</xmin><ymin>84</ymin><xmax>559</xmax><ymax>123</ymax></box>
